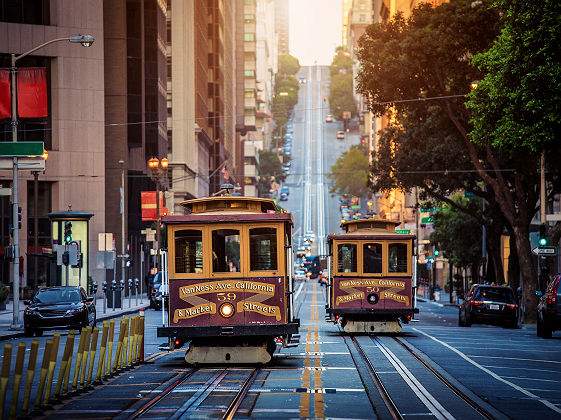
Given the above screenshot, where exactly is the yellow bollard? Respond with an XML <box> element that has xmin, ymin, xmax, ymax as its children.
<box><xmin>0</xmin><ymin>343</ymin><xmax>13</xmax><ymax>417</ymax></box>
<box><xmin>138</xmin><ymin>313</ymin><xmax>145</xmax><ymax>363</ymax></box>
<box><xmin>96</xmin><ymin>321</ymin><xmax>109</xmax><ymax>383</ymax></box>
<box><xmin>127</xmin><ymin>317</ymin><xmax>135</xmax><ymax>367</ymax></box>
<box><xmin>62</xmin><ymin>332</ymin><xmax>76</xmax><ymax>397</ymax></box>
<box><xmin>113</xmin><ymin>319</ymin><xmax>126</xmax><ymax>373</ymax></box>
<box><xmin>122</xmin><ymin>317</ymin><xmax>129</xmax><ymax>370</ymax></box>
<box><xmin>55</xmin><ymin>331</ymin><xmax>75</xmax><ymax>400</ymax></box>
<box><xmin>71</xmin><ymin>328</ymin><xmax>86</xmax><ymax>393</ymax></box>
<box><xmin>33</xmin><ymin>339</ymin><xmax>53</xmax><ymax>411</ymax></box>
<box><xmin>86</xmin><ymin>327</ymin><xmax>100</xmax><ymax>387</ymax></box>
<box><xmin>9</xmin><ymin>342</ymin><xmax>26</xmax><ymax>418</ymax></box>
<box><xmin>21</xmin><ymin>340</ymin><xmax>39</xmax><ymax>415</ymax></box>
<box><xmin>43</xmin><ymin>333</ymin><xmax>61</xmax><ymax>405</ymax></box>
<box><xmin>132</xmin><ymin>316</ymin><xmax>139</xmax><ymax>364</ymax></box>
<box><xmin>106</xmin><ymin>319</ymin><xmax>115</xmax><ymax>377</ymax></box>
<box><xmin>79</xmin><ymin>327</ymin><xmax>92</xmax><ymax>389</ymax></box>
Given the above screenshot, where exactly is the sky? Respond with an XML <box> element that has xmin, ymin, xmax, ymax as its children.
<box><xmin>288</xmin><ymin>0</ymin><xmax>343</xmax><ymax>66</ymax></box>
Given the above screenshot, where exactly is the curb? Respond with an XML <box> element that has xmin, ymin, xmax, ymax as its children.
<box><xmin>0</xmin><ymin>303</ymin><xmax>150</xmax><ymax>342</ymax></box>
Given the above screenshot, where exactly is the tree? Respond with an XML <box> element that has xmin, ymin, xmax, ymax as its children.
<box><xmin>355</xmin><ymin>0</ymin><xmax>557</xmax><ymax>320</ymax></box>
<box><xmin>327</xmin><ymin>145</ymin><xmax>370</xmax><ymax>197</ymax></box>
<box><xmin>257</xmin><ymin>149</ymin><xmax>286</xmax><ymax>197</ymax></box>
<box><xmin>328</xmin><ymin>50</ymin><xmax>356</xmax><ymax>120</ymax></box>
<box><xmin>278</xmin><ymin>54</ymin><xmax>300</xmax><ymax>75</ymax></box>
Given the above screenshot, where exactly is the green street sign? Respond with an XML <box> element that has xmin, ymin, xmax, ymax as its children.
<box><xmin>351</xmin><ymin>205</ymin><xmax>361</xmax><ymax>210</ymax></box>
<box><xmin>0</xmin><ymin>142</ymin><xmax>44</xmax><ymax>157</ymax></box>
<box><xmin>465</xmin><ymin>191</ymin><xmax>478</xmax><ymax>199</ymax></box>
<box><xmin>395</xmin><ymin>229</ymin><xmax>411</xmax><ymax>234</ymax></box>
<box><xmin>421</xmin><ymin>216</ymin><xmax>434</xmax><ymax>224</ymax></box>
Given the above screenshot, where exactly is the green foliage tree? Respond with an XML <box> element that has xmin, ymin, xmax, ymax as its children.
<box><xmin>355</xmin><ymin>0</ymin><xmax>557</xmax><ymax>319</ymax></box>
<box><xmin>430</xmin><ymin>195</ymin><xmax>482</xmax><ymax>283</ymax></box>
<box><xmin>327</xmin><ymin>145</ymin><xmax>370</xmax><ymax>198</ymax></box>
<box><xmin>278</xmin><ymin>54</ymin><xmax>300</xmax><ymax>75</ymax></box>
<box><xmin>257</xmin><ymin>149</ymin><xmax>286</xmax><ymax>197</ymax></box>
<box><xmin>328</xmin><ymin>49</ymin><xmax>356</xmax><ymax>120</ymax></box>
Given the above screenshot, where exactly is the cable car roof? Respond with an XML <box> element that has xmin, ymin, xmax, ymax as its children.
<box><xmin>328</xmin><ymin>218</ymin><xmax>415</xmax><ymax>241</ymax></box>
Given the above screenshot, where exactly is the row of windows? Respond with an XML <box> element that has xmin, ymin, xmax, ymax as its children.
<box><xmin>174</xmin><ymin>227</ymin><xmax>278</xmax><ymax>275</ymax></box>
<box><xmin>336</xmin><ymin>242</ymin><xmax>408</xmax><ymax>274</ymax></box>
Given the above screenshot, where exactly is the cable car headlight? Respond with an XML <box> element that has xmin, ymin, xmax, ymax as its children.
<box><xmin>219</xmin><ymin>302</ymin><xmax>235</xmax><ymax>318</ymax></box>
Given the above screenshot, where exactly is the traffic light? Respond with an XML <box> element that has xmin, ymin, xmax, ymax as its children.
<box><xmin>64</xmin><ymin>221</ymin><xmax>73</xmax><ymax>244</ymax></box>
<box><xmin>434</xmin><ymin>249</ymin><xmax>440</xmax><ymax>257</ymax></box>
<box><xmin>539</xmin><ymin>224</ymin><xmax>547</xmax><ymax>247</ymax></box>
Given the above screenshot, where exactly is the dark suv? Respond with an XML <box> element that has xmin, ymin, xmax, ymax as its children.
<box><xmin>459</xmin><ymin>284</ymin><xmax>519</xmax><ymax>328</ymax></box>
<box><xmin>537</xmin><ymin>274</ymin><xmax>561</xmax><ymax>338</ymax></box>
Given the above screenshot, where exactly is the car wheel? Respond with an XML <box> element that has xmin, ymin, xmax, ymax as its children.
<box><xmin>458</xmin><ymin>311</ymin><xmax>465</xmax><ymax>327</ymax></box>
<box><xmin>464</xmin><ymin>312</ymin><xmax>472</xmax><ymax>327</ymax></box>
<box><xmin>35</xmin><ymin>330</ymin><xmax>43</xmax><ymax>337</ymax></box>
<box><xmin>543</xmin><ymin>320</ymin><xmax>553</xmax><ymax>339</ymax></box>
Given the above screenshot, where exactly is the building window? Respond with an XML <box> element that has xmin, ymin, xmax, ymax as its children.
<box><xmin>244</xmin><ymin>52</ymin><xmax>255</xmax><ymax>62</ymax></box>
<box><xmin>244</xmin><ymin>107</ymin><xmax>255</xmax><ymax>116</ymax></box>
<box><xmin>175</xmin><ymin>229</ymin><xmax>203</xmax><ymax>274</ymax></box>
<box><xmin>244</xmin><ymin>0</ymin><xmax>255</xmax><ymax>5</ymax></box>
<box><xmin>244</xmin><ymin>14</ymin><xmax>255</xmax><ymax>23</ymax></box>
<box><xmin>244</xmin><ymin>89</ymin><xmax>255</xmax><ymax>98</ymax></box>
<box><xmin>244</xmin><ymin>70</ymin><xmax>255</xmax><ymax>78</ymax></box>
<box><xmin>26</xmin><ymin>180</ymin><xmax>52</xmax><ymax>288</ymax></box>
<box><xmin>244</xmin><ymin>33</ymin><xmax>255</xmax><ymax>42</ymax></box>
<box><xmin>0</xmin><ymin>0</ymin><xmax>50</xmax><ymax>25</ymax></box>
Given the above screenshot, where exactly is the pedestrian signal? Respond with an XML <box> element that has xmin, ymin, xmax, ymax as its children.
<box><xmin>64</xmin><ymin>221</ymin><xmax>73</xmax><ymax>244</ymax></box>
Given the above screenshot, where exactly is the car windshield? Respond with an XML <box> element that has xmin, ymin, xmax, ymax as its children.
<box><xmin>474</xmin><ymin>287</ymin><xmax>515</xmax><ymax>303</ymax></box>
<box><xmin>34</xmin><ymin>289</ymin><xmax>81</xmax><ymax>304</ymax></box>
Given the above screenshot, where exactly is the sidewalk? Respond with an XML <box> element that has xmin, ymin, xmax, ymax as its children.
<box><xmin>0</xmin><ymin>293</ymin><xmax>150</xmax><ymax>341</ymax></box>
<box><xmin>416</xmin><ymin>289</ymin><xmax>461</xmax><ymax>307</ymax></box>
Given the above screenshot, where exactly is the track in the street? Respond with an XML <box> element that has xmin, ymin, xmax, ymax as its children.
<box><xmin>128</xmin><ymin>367</ymin><xmax>260</xmax><ymax>419</ymax></box>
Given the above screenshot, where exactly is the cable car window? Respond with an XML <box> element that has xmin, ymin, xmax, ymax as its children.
<box><xmin>337</xmin><ymin>244</ymin><xmax>357</xmax><ymax>273</ymax></box>
<box><xmin>388</xmin><ymin>243</ymin><xmax>408</xmax><ymax>273</ymax></box>
<box><xmin>249</xmin><ymin>227</ymin><xmax>277</xmax><ymax>271</ymax></box>
<box><xmin>175</xmin><ymin>230</ymin><xmax>203</xmax><ymax>273</ymax></box>
<box><xmin>212</xmin><ymin>229</ymin><xmax>240</xmax><ymax>272</ymax></box>
<box><xmin>363</xmin><ymin>243</ymin><xmax>382</xmax><ymax>273</ymax></box>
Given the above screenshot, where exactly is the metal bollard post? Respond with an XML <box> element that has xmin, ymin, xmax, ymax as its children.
<box><xmin>33</xmin><ymin>339</ymin><xmax>53</xmax><ymax>412</ymax></box>
<box><xmin>86</xmin><ymin>327</ymin><xmax>100</xmax><ymax>387</ymax></box>
<box><xmin>113</xmin><ymin>319</ymin><xmax>126</xmax><ymax>373</ymax></box>
<box><xmin>95</xmin><ymin>321</ymin><xmax>109</xmax><ymax>383</ymax></box>
<box><xmin>80</xmin><ymin>327</ymin><xmax>92</xmax><ymax>389</ymax></box>
<box><xmin>71</xmin><ymin>329</ymin><xmax>86</xmax><ymax>393</ymax></box>
<box><xmin>62</xmin><ymin>333</ymin><xmax>76</xmax><ymax>397</ymax></box>
<box><xmin>92</xmin><ymin>281</ymin><xmax>98</xmax><ymax>306</ymax></box>
<box><xmin>0</xmin><ymin>343</ymin><xmax>12</xmax><ymax>416</ymax></box>
<box><xmin>111</xmin><ymin>280</ymin><xmax>117</xmax><ymax>312</ymax></box>
<box><xmin>43</xmin><ymin>332</ymin><xmax>61</xmax><ymax>405</ymax></box>
<box><xmin>106</xmin><ymin>320</ymin><xmax>115</xmax><ymax>376</ymax></box>
<box><xmin>21</xmin><ymin>340</ymin><xmax>39</xmax><ymax>415</ymax></box>
<box><xmin>135</xmin><ymin>278</ymin><xmax>139</xmax><ymax>306</ymax></box>
<box><xmin>120</xmin><ymin>279</ymin><xmax>125</xmax><ymax>309</ymax></box>
<box><xmin>128</xmin><ymin>278</ymin><xmax>133</xmax><ymax>308</ymax></box>
<box><xmin>102</xmin><ymin>281</ymin><xmax>107</xmax><ymax>314</ymax></box>
<box><xmin>55</xmin><ymin>331</ymin><xmax>75</xmax><ymax>400</ymax></box>
<box><xmin>9</xmin><ymin>342</ymin><xmax>26</xmax><ymax>418</ymax></box>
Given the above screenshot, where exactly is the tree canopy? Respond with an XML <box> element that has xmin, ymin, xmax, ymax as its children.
<box><xmin>278</xmin><ymin>54</ymin><xmax>300</xmax><ymax>75</ymax></box>
<box><xmin>257</xmin><ymin>149</ymin><xmax>286</xmax><ymax>197</ymax></box>
<box><xmin>327</xmin><ymin>145</ymin><xmax>370</xmax><ymax>198</ymax></box>
<box><xmin>328</xmin><ymin>49</ymin><xmax>356</xmax><ymax>120</ymax></box>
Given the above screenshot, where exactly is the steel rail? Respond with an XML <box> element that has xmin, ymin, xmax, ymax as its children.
<box><xmin>395</xmin><ymin>337</ymin><xmax>496</xmax><ymax>420</ymax></box>
<box><xmin>350</xmin><ymin>336</ymin><xmax>403</xmax><ymax>420</ymax></box>
<box><xmin>222</xmin><ymin>368</ymin><xmax>260</xmax><ymax>420</ymax></box>
<box><xmin>128</xmin><ymin>368</ymin><xmax>198</xmax><ymax>419</ymax></box>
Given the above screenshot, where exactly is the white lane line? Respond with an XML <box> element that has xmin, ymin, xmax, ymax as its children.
<box><xmin>294</xmin><ymin>281</ymin><xmax>306</xmax><ymax>301</ymax></box>
<box><xmin>374</xmin><ymin>338</ymin><xmax>454</xmax><ymax>420</ymax></box>
<box><xmin>468</xmin><ymin>355</ymin><xmax>561</xmax><ymax>364</ymax></box>
<box><xmin>413</xmin><ymin>327</ymin><xmax>561</xmax><ymax>414</ymax></box>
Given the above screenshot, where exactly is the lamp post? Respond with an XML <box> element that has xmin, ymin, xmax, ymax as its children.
<box><xmin>9</xmin><ymin>34</ymin><xmax>94</xmax><ymax>330</ymax></box>
<box><xmin>148</xmin><ymin>157</ymin><xmax>168</xmax><ymax>272</ymax></box>
<box><xmin>119</xmin><ymin>160</ymin><xmax>126</xmax><ymax>290</ymax></box>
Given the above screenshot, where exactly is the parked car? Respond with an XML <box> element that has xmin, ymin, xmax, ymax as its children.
<box><xmin>294</xmin><ymin>269</ymin><xmax>307</xmax><ymax>281</ymax></box>
<box><xmin>279</xmin><ymin>192</ymin><xmax>288</xmax><ymax>201</ymax></box>
<box><xmin>537</xmin><ymin>274</ymin><xmax>561</xmax><ymax>338</ymax></box>
<box><xmin>304</xmin><ymin>231</ymin><xmax>316</xmax><ymax>243</ymax></box>
<box><xmin>459</xmin><ymin>284</ymin><xmax>519</xmax><ymax>328</ymax></box>
<box><xmin>24</xmin><ymin>286</ymin><xmax>96</xmax><ymax>336</ymax></box>
<box><xmin>281</xmin><ymin>185</ymin><xmax>289</xmax><ymax>195</ymax></box>
<box><xmin>325</xmin><ymin>115</ymin><xmax>334</xmax><ymax>123</ymax></box>
<box><xmin>336</xmin><ymin>131</ymin><xmax>345</xmax><ymax>139</ymax></box>
<box><xmin>296</xmin><ymin>246</ymin><xmax>307</xmax><ymax>258</ymax></box>
<box><xmin>318</xmin><ymin>269</ymin><xmax>329</xmax><ymax>285</ymax></box>
<box><xmin>150</xmin><ymin>272</ymin><xmax>163</xmax><ymax>309</ymax></box>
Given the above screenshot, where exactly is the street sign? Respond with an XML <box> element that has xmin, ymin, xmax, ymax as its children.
<box><xmin>532</xmin><ymin>246</ymin><xmax>557</xmax><ymax>256</ymax></box>
<box><xmin>0</xmin><ymin>188</ymin><xmax>11</xmax><ymax>196</ymax></box>
<box><xmin>0</xmin><ymin>142</ymin><xmax>44</xmax><ymax>157</ymax></box>
<box><xmin>421</xmin><ymin>216</ymin><xmax>434</xmax><ymax>224</ymax></box>
<box><xmin>0</xmin><ymin>157</ymin><xmax>45</xmax><ymax>170</ymax></box>
<box><xmin>395</xmin><ymin>229</ymin><xmax>411</xmax><ymax>234</ymax></box>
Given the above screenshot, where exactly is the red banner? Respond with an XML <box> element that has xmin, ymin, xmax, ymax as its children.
<box><xmin>141</xmin><ymin>191</ymin><xmax>169</xmax><ymax>221</ymax></box>
<box><xmin>0</xmin><ymin>69</ymin><xmax>10</xmax><ymax>119</ymax></box>
<box><xmin>17</xmin><ymin>67</ymin><xmax>48</xmax><ymax>118</ymax></box>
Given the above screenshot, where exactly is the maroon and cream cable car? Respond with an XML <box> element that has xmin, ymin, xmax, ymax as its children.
<box><xmin>157</xmin><ymin>189</ymin><xmax>299</xmax><ymax>364</ymax></box>
<box><xmin>326</xmin><ymin>219</ymin><xmax>418</xmax><ymax>333</ymax></box>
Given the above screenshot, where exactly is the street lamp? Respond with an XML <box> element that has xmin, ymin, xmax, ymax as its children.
<box><xmin>148</xmin><ymin>157</ymin><xmax>168</xmax><ymax>272</ymax></box>
<box><xmin>8</xmin><ymin>34</ymin><xmax>94</xmax><ymax>330</ymax></box>
<box><xmin>119</xmin><ymin>160</ymin><xmax>126</xmax><ymax>290</ymax></box>
<box><xmin>31</xmin><ymin>149</ymin><xmax>48</xmax><ymax>294</ymax></box>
